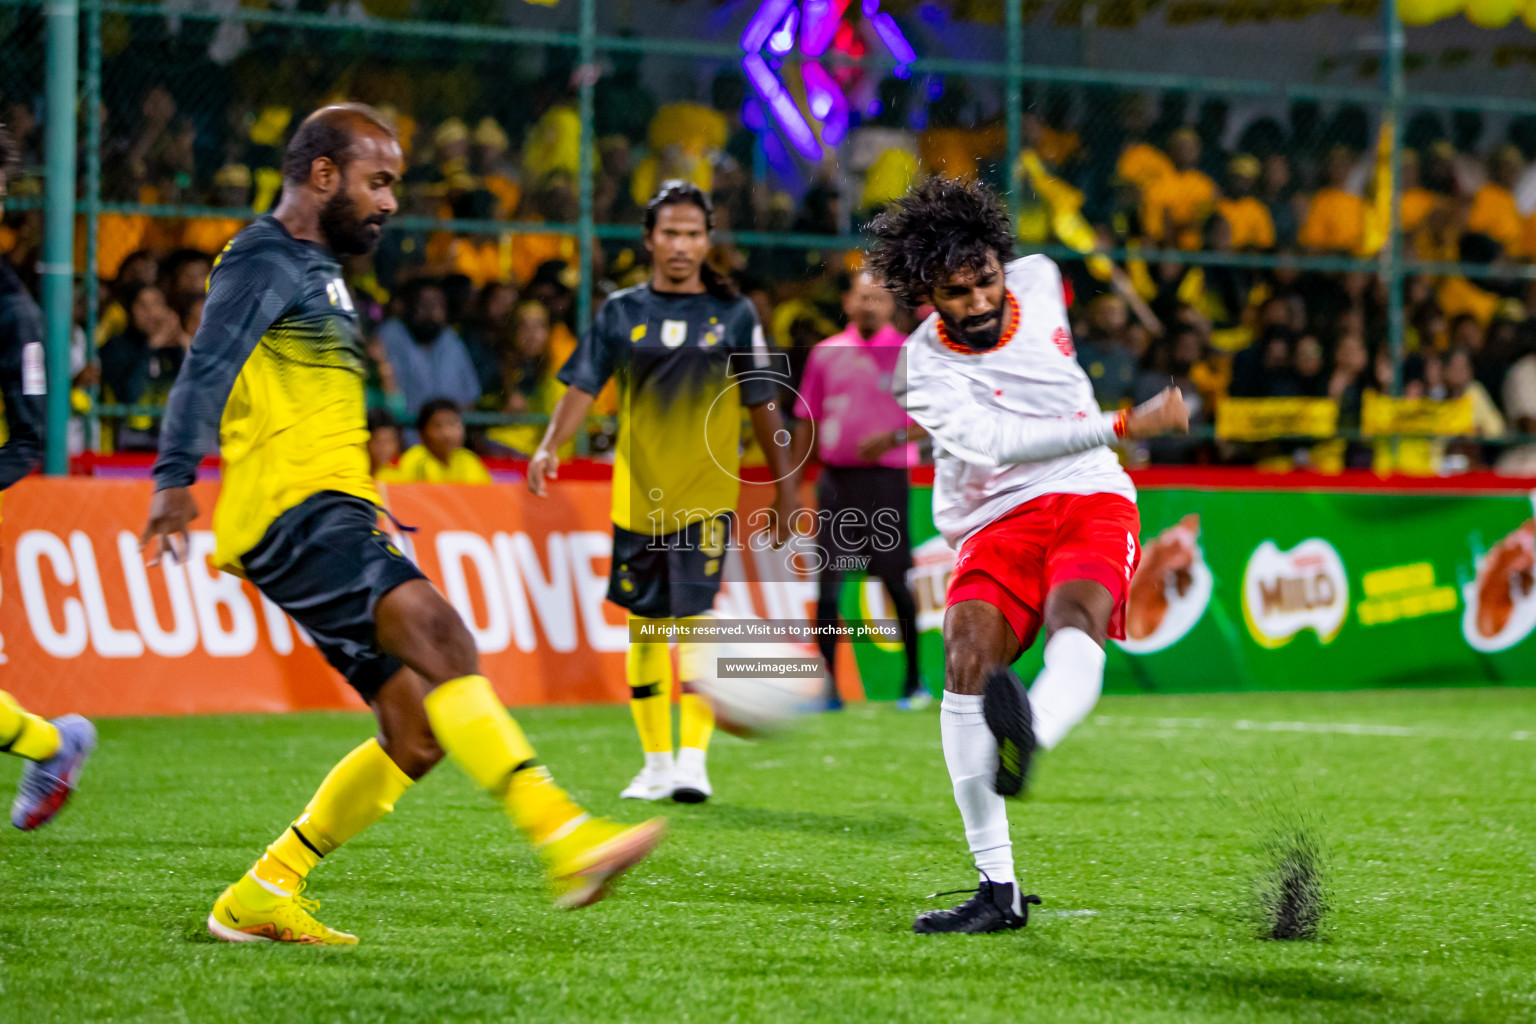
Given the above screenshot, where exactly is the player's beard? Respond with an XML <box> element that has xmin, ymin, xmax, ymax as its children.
<box><xmin>939</xmin><ymin>308</ymin><xmax>1003</xmax><ymax>351</ymax></box>
<box><xmin>319</xmin><ymin>189</ymin><xmax>386</xmax><ymax>256</ymax></box>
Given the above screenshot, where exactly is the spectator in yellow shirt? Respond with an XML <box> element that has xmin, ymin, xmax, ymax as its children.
<box><xmin>1437</xmin><ymin>234</ymin><xmax>1507</xmax><ymax>329</ymax></box>
<box><xmin>1445</xmin><ymin>347</ymin><xmax>1505</xmax><ymax>438</ymax></box>
<box><xmin>1215</xmin><ymin>154</ymin><xmax>1275</xmax><ymax>251</ymax></box>
<box><xmin>522</xmin><ymin>104</ymin><xmax>581</xmax><ymax>183</ymax></box>
<box><xmin>395</xmin><ymin>400</ymin><xmax>493</xmax><ymax>484</ymax></box>
<box><xmin>1298</xmin><ymin>146</ymin><xmax>1366</xmax><ymax>253</ymax></box>
<box><xmin>1141</xmin><ymin>129</ymin><xmax>1216</xmax><ymax>250</ymax></box>
<box><xmin>1118</xmin><ymin>141</ymin><xmax>1175</xmax><ymax>193</ymax></box>
<box><xmin>918</xmin><ymin>80</ymin><xmax>1004</xmax><ymax>181</ymax></box>
<box><xmin>512</xmin><ymin>176</ymin><xmax>580</xmax><ymax>286</ymax></box>
<box><xmin>471</xmin><ymin>117</ymin><xmax>521</xmax><ymax>219</ymax></box>
<box><xmin>629</xmin><ymin>101</ymin><xmax>727</xmax><ymax>207</ymax></box>
<box><xmin>1467</xmin><ymin>145</ymin><xmax>1524</xmax><ymax>258</ymax></box>
<box><xmin>1113</xmin><ymin>93</ymin><xmax>1174</xmax><ymax>193</ymax></box>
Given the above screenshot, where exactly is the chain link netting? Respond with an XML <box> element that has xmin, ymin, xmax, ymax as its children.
<box><xmin>5</xmin><ymin>0</ymin><xmax>1536</xmax><ymax>468</ymax></box>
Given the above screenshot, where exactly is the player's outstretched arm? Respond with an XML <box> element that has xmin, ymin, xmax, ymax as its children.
<box><xmin>142</xmin><ymin>241</ymin><xmax>300</xmax><ymax>564</ymax></box>
<box><xmin>528</xmin><ymin>386</ymin><xmax>597</xmax><ymax>497</ymax></box>
<box><xmin>898</xmin><ymin>367</ymin><xmax>1122</xmax><ymax>467</ymax></box>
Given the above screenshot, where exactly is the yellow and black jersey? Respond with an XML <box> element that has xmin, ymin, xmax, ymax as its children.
<box><xmin>152</xmin><ymin>215</ymin><xmax>378</xmax><ymax>571</ymax></box>
<box><xmin>558</xmin><ymin>284</ymin><xmax>781</xmax><ymax>534</ymax></box>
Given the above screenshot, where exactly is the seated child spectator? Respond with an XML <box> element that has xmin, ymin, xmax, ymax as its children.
<box><xmin>395</xmin><ymin>399</ymin><xmax>492</xmax><ymax>484</ymax></box>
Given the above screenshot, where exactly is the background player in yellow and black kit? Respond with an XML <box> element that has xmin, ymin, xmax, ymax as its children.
<box><xmin>530</xmin><ymin>181</ymin><xmax>795</xmax><ymax>805</ymax></box>
<box><xmin>0</xmin><ymin>121</ymin><xmax>97</xmax><ymax>832</ymax></box>
<box><xmin>140</xmin><ymin>104</ymin><xmax>663</xmax><ymax>946</ymax></box>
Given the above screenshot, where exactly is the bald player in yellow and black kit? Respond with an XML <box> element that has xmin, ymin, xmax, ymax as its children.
<box><xmin>141</xmin><ymin>103</ymin><xmax>662</xmax><ymax>946</ymax></box>
<box><xmin>530</xmin><ymin>181</ymin><xmax>796</xmax><ymax>806</ymax></box>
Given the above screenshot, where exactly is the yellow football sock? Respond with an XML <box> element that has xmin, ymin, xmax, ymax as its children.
<box><xmin>423</xmin><ymin>675</ymin><xmax>585</xmax><ymax>847</ymax></box>
<box><xmin>676</xmin><ymin>622</ymin><xmax>714</xmax><ymax>753</ymax></box>
<box><xmin>254</xmin><ymin>736</ymin><xmax>417</xmax><ymax>890</ymax></box>
<box><xmin>679</xmin><ymin>693</ymin><xmax>714</xmax><ymax>752</ymax></box>
<box><xmin>0</xmin><ymin>690</ymin><xmax>60</xmax><ymax>762</ymax></box>
<box><xmin>238</xmin><ymin>738</ymin><xmax>413</xmax><ymax>907</ymax></box>
<box><xmin>626</xmin><ymin>633</ymin><xmax>674</xmax><ymax>755</ymax></box>
<box><xmin>504</xmin><ymin>765</ymin><xmax>588</xmax><ymax>847</ymax></box>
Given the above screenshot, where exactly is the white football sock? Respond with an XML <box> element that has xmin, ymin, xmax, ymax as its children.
<box><xmin>1030</xmin><ymin>627</ymin><xmax>1106</xmax><ymax>751</ymax></box>
<box><xmin>676</xmin><ymin>747</ymin><xmax>706</xmax><ymax>775</ymax></box>
<box><xmin>940</xmin><ymin>690</ymin><xmax>1017</xmax><ymax>909</ymax></box>
<box><xmin>644</xmin><ymin>750</ymin><xmax>675</xmax><ymax>775</ymax></box>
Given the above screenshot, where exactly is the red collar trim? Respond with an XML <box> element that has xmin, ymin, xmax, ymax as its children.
<box><xmin>935</xmin><ymin>291</ymin><xmax>1020</xmax><ymax>356</ymax></box>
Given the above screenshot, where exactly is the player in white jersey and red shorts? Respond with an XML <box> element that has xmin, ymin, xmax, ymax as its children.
<box><xmin>868</xmin><ymin>177</ymin><xmax>1188</xmax><ymax>935</ymax></box>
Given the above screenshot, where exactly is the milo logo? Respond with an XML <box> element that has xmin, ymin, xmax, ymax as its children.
<box><xmin>1241</xmin><ymin>539</ymin><xmax>1349</xmax><ymax>648</ymax></box>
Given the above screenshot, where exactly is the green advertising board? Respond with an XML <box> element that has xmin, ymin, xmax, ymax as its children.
<box><xmin>845</xmin><ymin>484</ymin><xmax>1536</xmax><ymax>698</ymax></box>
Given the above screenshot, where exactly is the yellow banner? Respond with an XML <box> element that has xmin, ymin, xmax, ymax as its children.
<box><xmin>1360</xmin><ymin>392</ymin><xmax>1474</xmax><ymax>437</ymax></box>
<box><xmin>1215</xmin><ymin>398</ymin><xmax>1340</xmax><ymax>441</ymax></box>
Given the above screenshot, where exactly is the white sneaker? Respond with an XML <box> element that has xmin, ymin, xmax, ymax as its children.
<box><xmin>620</xmin><ymin>763</ymin><xmax>675</xmax><ymax>801</ymax></box>
<box><xmin>672</xmin><ymin>747</ymin><xmax>712</xmax><ymax>804</ymax></box>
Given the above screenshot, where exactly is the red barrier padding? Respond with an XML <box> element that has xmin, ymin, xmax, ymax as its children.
<box><xmin>68</xmin><ymin>453</ymin><xmax>1536</xmax><ymax>493</ymax></box>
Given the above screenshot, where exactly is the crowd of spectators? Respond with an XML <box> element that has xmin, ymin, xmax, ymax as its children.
<box><xmin>6</xmin><ymin>35</ymin><xmax>1536</xmax><ymax>474</ymax></box>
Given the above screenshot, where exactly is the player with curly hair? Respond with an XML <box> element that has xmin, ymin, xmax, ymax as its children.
<box><xmin>869</xmin><ymin>177</ymin><xmax>1188</xmax><ymax>934</ymax></box>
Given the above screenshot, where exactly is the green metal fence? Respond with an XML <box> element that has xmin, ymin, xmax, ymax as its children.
<box><xmin>9</xmin><ymin>0</ymin><xmax>1536</xmax><ymax>471</ymax></box>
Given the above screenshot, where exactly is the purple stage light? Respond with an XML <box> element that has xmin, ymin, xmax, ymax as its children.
<box><xmin>742</xmin><ymin>53</ymin><xmax>823</xmax><ymax>160</ymax></box>
<box><xmin>741</xmin><ymin>0</ymin><xmax>796</xmax><ymax>54</ymax></box>
<box><xmin>742</xmin><ymin>0</ymin><xmax>914</xmax><ymax>163</ymax></box>
<box><xmin>799</xmin><ymin>0</ymin><xmax>850</xmax><ymax>58</ymax></box>
<box><xmin>768</xmin><ymin>6</ymin><xmax>799</xmax><ymax>56</ymax></box>
<box><xmin>802</xmin><ymin>59</ymin><xmax>835</xmax><ymax>118</ymax></box>
<box><xmin>869</xmin><ymin>12</ymin><xmax>916</xmax><ymax>64</ymax></box>
<box><xmin>801</xmin><ymin>59</ymin><xmax>848</xmax><ymax>144</ymax></box>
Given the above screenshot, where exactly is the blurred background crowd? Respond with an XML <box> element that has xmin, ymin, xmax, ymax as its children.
<box><xmin>4</xmin><ymin>0</ymin><xmax>1536</xmax><ymax>476</ymax></box>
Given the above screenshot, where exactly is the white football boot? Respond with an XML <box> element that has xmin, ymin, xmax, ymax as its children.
<box><xmin>671</xmin><ymin>747</ymin><xmax>712</xmax><ymax>804</ymax></box>
<box><xmin>620</xmin><ymin>755</ymin><xmax>676</xmax><ymax>800</ymax></box>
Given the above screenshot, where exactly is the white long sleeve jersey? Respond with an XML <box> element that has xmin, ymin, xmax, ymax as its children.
<box><xmin>894</xmin><ymin>255</ymin><xmax>1136</xmax><ymax>548</ymax></box>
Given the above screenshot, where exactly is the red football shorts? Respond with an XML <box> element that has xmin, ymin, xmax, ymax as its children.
<box><xmin>946</xmin><ymin>491</ymin><xmax>1142</xmax><ymax>650</ymax></box>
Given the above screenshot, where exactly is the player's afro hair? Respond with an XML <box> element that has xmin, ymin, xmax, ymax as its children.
<box><xmin>865</xmin><ymin>177</ymin><xmax>1014</xmax><ymax>308</ymax></box>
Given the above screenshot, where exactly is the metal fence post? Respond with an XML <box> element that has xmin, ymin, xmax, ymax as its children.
<box><xmin>42</xmin><ymin>0</ymin><xmax>79</xmax><ymax>475</ymax></box>
<box><xmin>84</xmin><ymin>0</ymin><xmax>101</xmax><ymax>448</ymax></box>
<box><xmin>577</xmin><ymin>0</ymin><xmax>596</xmax><ymax>336</ymax></box>
<box><xmin>1005</xmin><ymin>0</ymin><xmax>1023</xmax><ymax>214</ymax></box>
<box><xmin>1382</xmin><ymin>0</ymin><xmax>1405</xmax><ymax>396</ymax></box>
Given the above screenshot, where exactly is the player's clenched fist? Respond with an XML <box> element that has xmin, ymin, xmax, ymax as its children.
<box><xmin>1124</xmin><ymin>386</ymin><xmax>1190</xmax><ymax>439</ymax></box>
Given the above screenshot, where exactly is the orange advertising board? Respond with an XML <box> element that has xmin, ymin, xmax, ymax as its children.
<box><xmin>0</xmin><ymin>478</ymin><xmax>833</xmax><ymax>717</ymax></box>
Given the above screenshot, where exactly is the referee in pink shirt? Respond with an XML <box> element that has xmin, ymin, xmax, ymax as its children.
<box><xmin>790</xmin><ymin>272</ymin><xmax>931</xmax><ymax>711</ymax></box>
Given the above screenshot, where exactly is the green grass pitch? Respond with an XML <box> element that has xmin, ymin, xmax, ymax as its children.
<box><xmin>3</xmin><ymin>687</ymin><xmax>1535</xmax><ymax>1023</ymax></box>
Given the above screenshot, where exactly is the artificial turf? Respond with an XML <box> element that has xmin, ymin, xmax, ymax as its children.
<box><xmin>2</xmin><ymin>687</ymin><xmax>1534</xmax><ymax>1023</ymax></box>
